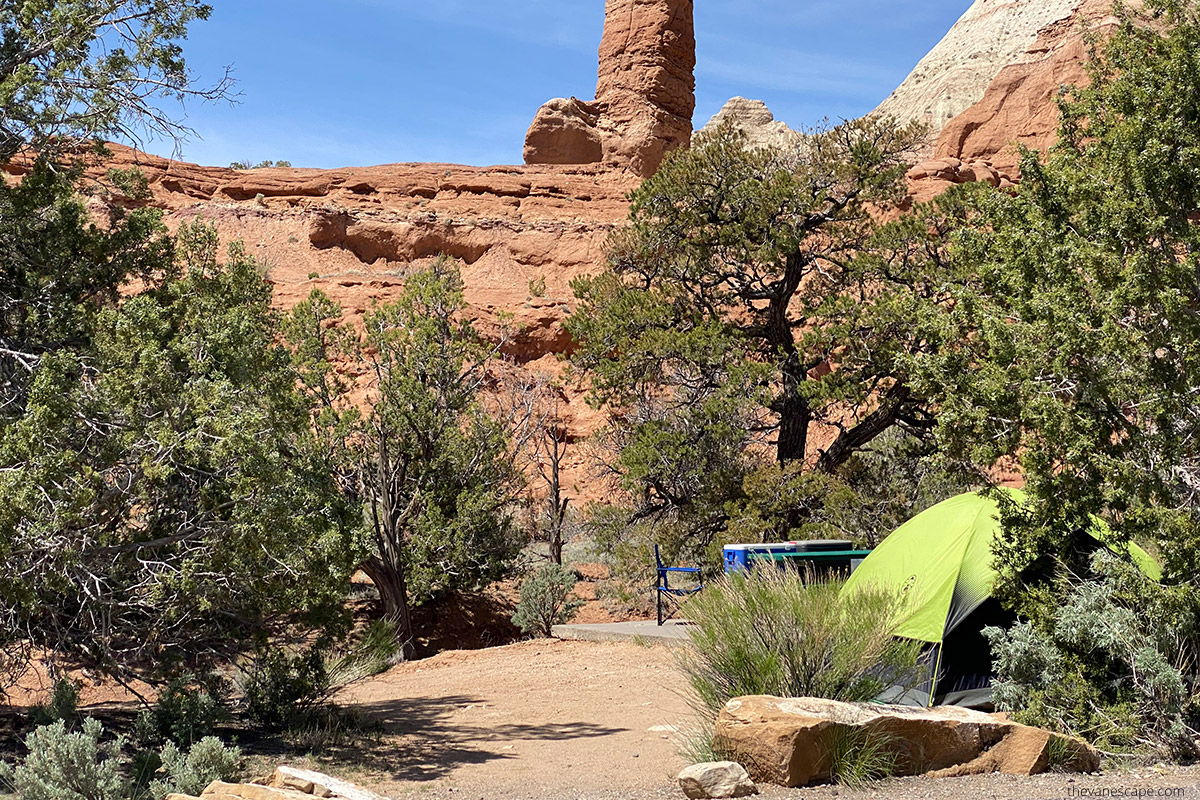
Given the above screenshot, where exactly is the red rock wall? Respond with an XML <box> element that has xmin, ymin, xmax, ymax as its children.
<box><xmin>906</xmin><ymin>0</ymin><xmax>1123</xmax><ymax>200</ymax></box>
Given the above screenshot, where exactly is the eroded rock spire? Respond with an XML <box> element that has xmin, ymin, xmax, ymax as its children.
<box><xmin>524</xmin><ymin>0</ymin><xmax>696</xmax><ymax>178</ymax></box>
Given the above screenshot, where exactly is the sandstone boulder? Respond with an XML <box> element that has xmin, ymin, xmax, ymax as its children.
<box><xmin>522</xmin><ymin>98</ymin><xmax>604</xmax><ymax>165</ymax></box>
<box><xmin>714</xmin><ymin>696</ymin><xmax>1100</xmax><ymax>788</ymax></box>
<box><xmin>167</xmin><ymin>767</ymin><xmax>386</xmax><ymax>800</ymax></box>
<box><xmin>677</xmin><ymin>761</ymin><xmax>758</xmax><ymax>799</ymax></box>
<box><xmin>525</xmin><ymin>0</ymin><xmax>695</xmax><ymax>177</ymax></box>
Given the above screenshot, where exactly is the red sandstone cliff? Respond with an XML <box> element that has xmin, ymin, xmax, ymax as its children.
<box><xmin>17</xmin><ymin>0</ymin><xmax>1129</xmax><ymax>502</ymax></box>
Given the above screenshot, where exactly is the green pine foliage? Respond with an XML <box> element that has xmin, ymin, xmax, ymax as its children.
<box><xmin>908</xmin><ymin>0</ymin><xmax>1200</xmax><ymax>595</ymax></box>
<box><xmin>147</xmin><ymin>677</ymin><xmax>227</xmax><ymax>747</ymax></box>
<box><xmin>567</xmin><ymin>118</ymin><xmax>974</xmax><ymax>569</ymax></box>
<box><xmin>0</xmin><ymin>214</ymin><xmax>363</xmax><ymax>687</ymax></box>
<box><xmin>0</xmin><ymin>0</ymin><xmax>232</xmax><ymax>162</ymax></box>
<box><xmin>283</xmin><ymin>257</ymin><xmax>524</xmax><ymax>652</ymax></box>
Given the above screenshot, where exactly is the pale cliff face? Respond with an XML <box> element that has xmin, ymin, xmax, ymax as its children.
<box><xmin>873</xmin><ymin>0</ymin><xmax>1080</xmax><ymax>142</ymax></box>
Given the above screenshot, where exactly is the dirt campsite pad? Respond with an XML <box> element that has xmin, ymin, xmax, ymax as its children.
<box><xmin>331</xmin><ymin>639</ymin><xmax>693</xmax><ymax>800</ymax></box>
<box><xmin>319</xmin><ymin>638</ymin><xmax>1200</xmax><ymax>800</ymax></box>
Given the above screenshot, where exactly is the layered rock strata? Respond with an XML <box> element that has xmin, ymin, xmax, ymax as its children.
<box><xmin>5</xmin><ymin>144</ymin><xmax>634</xmax><ymax>501</ymax></box>
<box><xmin>874</xmin><ymin>0</ymin><xmax>1080</xmax><ymax>143</ymax></box>
<box><xmin>524</xmin><ymin>0</ymin><xmax>696</xmax><ymax>177</ymax></box>
<box><xmin>903</xmin><ymin>0</ymin><xmax>1127</xmax><ymax>200</ymax></box>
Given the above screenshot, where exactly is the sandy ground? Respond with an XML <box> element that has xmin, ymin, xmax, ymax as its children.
<box><xmin>328</xmin><ymin>639</ymin><xmax>692</xmax><ymax>800</ymax></box>
<box><xmin>309</xmin><ymin>638</ymin><xmax>1200</xmax><ymax>800</ymax></box>
<box><xmin>6</xmin><ymin>636</ymin><xmax>1199</xmax><ymax>799</ymax></box>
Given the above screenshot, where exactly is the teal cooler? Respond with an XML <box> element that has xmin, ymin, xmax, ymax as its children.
<box><xmin>723</xmin><ymin>540</ymin><xmax>859</xmax><ymax>574</ymax></box>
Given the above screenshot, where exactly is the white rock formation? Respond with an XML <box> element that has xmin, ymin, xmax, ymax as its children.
<box><xmin>698</xmin><ymin>97</ymin><xmax>800</xmax><ymax>151</ymax></box>
<box><xmin>874</xmin><ymin>0</ymin><xmax>1080</xmax><ymax>137</ymax></box>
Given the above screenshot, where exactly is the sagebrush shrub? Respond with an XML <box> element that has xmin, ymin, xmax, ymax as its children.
<box><xmin>511</xmin><ymin>563</ymin><xmax>584</xmax><ymax>637</ymax></box>
<box><xmin>985</xmin><ymin>552</ymin><xmax>1200</xmax><ymax>756</ymax></box>
<box><xmin>679</xmin><ymin>570</ymin><xmax>923</xmax><ymax>712</ymax></box>
<box><xmin>3</xmin><ymin>718</ymin><xmax>126</xmax><ymax>800</ymax></box>
<box><xmin>147</xmin><ymin>737</ymin><xmax>240</xmax><ymax>800</ymax></box>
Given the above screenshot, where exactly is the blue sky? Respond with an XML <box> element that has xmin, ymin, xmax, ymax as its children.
<box><xmin>155</xmin><ymin>0</ymin><xmax>970</xmax><ymax>169</ymax></box>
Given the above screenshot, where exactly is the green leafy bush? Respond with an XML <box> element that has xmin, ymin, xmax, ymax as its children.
<box><xmin>240</xmin><ymin>648</ymin><xmax>330</xmax><ymax>732</ymax></box>
<box><xmin>1</xmin><ymin>718</ymin><xmax>126</xmax><ymax>800</ymax></box>
<box><xmin>985</xmin><ymin>552</ymin><xmax>1200</xmax><ymax>757</ymax></box>
<box><xmin>28</xmin><ymin>677</ymin><xmax>80</xmax><ymax>728</ymax></box>
<box><xmin>679</xmin><ymin>570</ymin><xmax>923</xmax><ymax>713</ymax></box>
<box><xmin>511</xmin><ymin>563</ymin><xmax>584</xmax><ymax>637</ymax></box>
<box><xmin>148</xmin><ymin>677</ymin><xmax>227</xmax><ymax>746</ymax></box>
<box><xmin>147</xmin><ymin>737</ymin><xmax>240</xmax><ymax>800</ymax></box>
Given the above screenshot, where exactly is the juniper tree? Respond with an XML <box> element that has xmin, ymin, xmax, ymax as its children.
<box><xmin>567</xmin><ymin>118</ymin><xmax>969</xmax><ymax>562</ymax></box>
<box><xmin>909</xmin><ymin>0</ymin><xmax>1200</xmax><ymax>597</ymax></box>
<box><xmin>284</xmin><ymin>260</ymin><xmax>524</xmax><ymax>655</ymax></box>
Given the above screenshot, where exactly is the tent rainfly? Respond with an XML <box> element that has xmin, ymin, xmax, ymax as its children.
<box><xmin>840</xmin><ymin>489</ymin><xmax>1162</xmax><ymax>708</ymax></box>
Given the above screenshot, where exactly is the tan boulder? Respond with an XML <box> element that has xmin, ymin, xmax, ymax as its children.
<box><xmin>199</xmin><ymin>783</ymin><xmax>313</xmax><ymax>800</ymax></box>
<box><xmin>713</xmin><ymin>696</ymin><xmax>1100</xmax><ymax>788</ymax></box>
<box><xmin>523</xmin><ymin>98</ymin><xmax>604</xmax><ymax>165</ymax></box>
<box><xmin>185</xmin><ymin>768</ymin><xmax>384</xmax><ymax>800</ymax></box>
<box><xmin>677</xmin><ymin>761</ymin><xmax>758</xmax><ymax>799</ymax></box>
<box><xmin>267</xmin><ymin>767</ymin><xmax>384</xmax><ymax>800</ymax></box>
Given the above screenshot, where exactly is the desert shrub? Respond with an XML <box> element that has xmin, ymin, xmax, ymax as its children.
<box><xmin>2</xmin><ymin>718</ymin><xmax>126</xmax><ymax>800</ymax></box>
<box><xmin>28</xmin><ymin>677</ymin><xmax>80</xmax><ymax>728</ymax></box>
<box><xmin>147</xmin><ymin>737</ymin><xmax>240</xmax><ymax>800</ymax></box>
<box><xmin>147</xmin><ymin>676</ymin><xmax>227</xmax><ymax>747</ymax></box>
<box><xmin>511</xmin><ymin>563</ymin><xmax>584</xmax><ymax>638</ymax></box>
<box><xmin>680</xmin><ymin>570</ymin><xmax>923</xmax><ymax>713</ymax></box>
<box><xmin>676</xmin><ymin>720</ymin><xmax>737</xmax><ymax>766</ymax></box>
<box><xmin>240</xmin><ymin>647</ymin><xmax>330</xmax><ymax>732</ymax></box>
<box><xmin>985</xmin><ymin>552</ymin><xmax>1200</xmax><ymax>757</ymax></box>
<box><xmin>323</xmin><ymin>619</ymin><xmax>403</xmax><ymax>688</ymax></box>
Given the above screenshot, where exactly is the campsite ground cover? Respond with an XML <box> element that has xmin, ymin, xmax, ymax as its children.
<box><xmin>4</xmin><ymin>637</ymin><xmax>1199</xmax><ymax>799</ymax></box>
<box><xmin>268</xmin><ymin>639</ymin><xmax>1200</xmax><ymax>800</ymax></box>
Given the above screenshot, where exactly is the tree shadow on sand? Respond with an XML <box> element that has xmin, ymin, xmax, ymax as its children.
<box><xmin>241</xmin><ymin>693</ymin><xmax>624</xmax><ymax>784</ymax></box>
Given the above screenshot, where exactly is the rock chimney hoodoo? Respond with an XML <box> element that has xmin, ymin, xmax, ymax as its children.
<box><xmin>523</xmin><ymin>0</ymin><xmax>696</xmax><ymax>178</ymax></box>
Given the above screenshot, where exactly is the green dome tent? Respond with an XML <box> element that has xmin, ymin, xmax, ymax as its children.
<box><xmin>841</xmin><ymin>489</ymin><xmax>1161</xmax><ymax>708</ymax></box>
